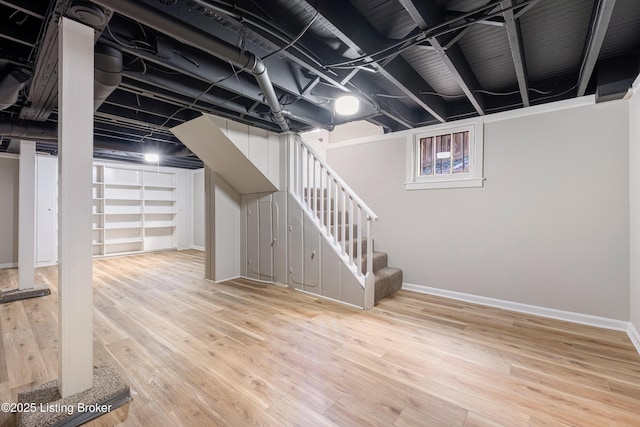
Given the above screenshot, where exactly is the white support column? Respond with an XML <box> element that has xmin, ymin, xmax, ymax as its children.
<box><xmin>204</xmin><ymin>166</ymin><xmax>216</xmax><ymax>281</ymax></box>
<box><xmin>18</xmin><ymin>140</ymin><xmax>36</xmax><ymax>290</ymax></box>
<box><xmin>57</xmin><ymin>17</ymin><xmax>94</xmax><ymax>398</ymax></box>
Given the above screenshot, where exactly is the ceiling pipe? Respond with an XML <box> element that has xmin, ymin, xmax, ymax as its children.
<box><xmin>90</xmin><ymin>0</ymin><xmax>290</xmax><ymax>132</ymax></box>
<box><xmin>94</xmin><ymin>43</ymin><xmax>122</xmax><ymax>111</ymax></box>
<box><xmin>0</xmin><ymin>70</ymin><xmax>30</xmax><ymax>111</ymax></box>
<box><xmin>0</xmin><ymin>119</ymin><xmax>193</xmax><ymax>156</ymax></box>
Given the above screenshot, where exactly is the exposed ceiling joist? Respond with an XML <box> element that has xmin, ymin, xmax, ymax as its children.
<box><xmin>397</xmin><ymin>0</ymin><xmax>485</xmax><ymax>116</ymax></box>
<box><xmin>577</xmin><ymin>0</ymin><xmax>617</xmax><ymax>97</ymax></box>
<box><xmin>304</xmin><ymin>0</ymin><xmax>448</xmax><ymax>123</ymax></box>
<box><xmin>502</xmin><ymin>0</ymin><xmax>529</xmax><ymax>107</ymax></box>
<box><xmin>0</xmin><ymin>0</ymin><xmax>45</xmax><ymax>19</ymax></box>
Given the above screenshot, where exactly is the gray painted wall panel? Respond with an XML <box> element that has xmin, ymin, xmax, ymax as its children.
<box><xmin>192</xmin><ymin>170</ymin><xmax>205</xmax><ymax>249</ymax></box>
<box><xmin>272</xmin><ymin>191</ymin><xmax>288</xmax><ymax>284</ymax></box>
<box><xmin>214</xmin><ymin>174</ymin><xmax>241</xmax><ymax>281</ymax></box>
<box><xmin>630</xmin><ymin>89</ymin><xmax>640</xmax><ymax>331</ymax></box>
<box><xmin>341</xmin><ymin>263</ymin><xmax>364</xmax><ymax>307</ymax></box>
<box><xmin>303</xmin><ymin>214</ymin><xmax>321</xmax><ymax>292</ymax></box>
<box><xmin>288</xmin><ymin>201</ymin><xmax>304</xmax><ymax>290</ymax></box>
<box><xmin>259</xmin><ymin>195</ymin><xmax>274</xmax><ymax>281</ymax></box>
<box><xmin>321</xmin><ymin>239</ymin><xmax>341</xmax><ymax>300</ymax></box>
<box><xmin>246</xmin><ymin>193</ymin><xmax>260</xmax><ymax>280</ymax></box>
<box><xmin>240</xmin><ymin>195</ymin><xmax>248</xmax><ymax>277</ymax></box>
<box><xmin>0</xmin><ymin>157</ymin><xmax>18</xmax><ymax>266</ymax></box>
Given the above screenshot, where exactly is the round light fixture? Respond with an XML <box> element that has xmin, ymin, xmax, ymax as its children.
<box><xmin>144</xmin><ymin>153</ymin><xmax>160</xmax><ymax>163</ymax></box>
<box><xmin>335</xmin><ymin>95</ymin><xmax>360</xmax><ymax>115</ymax></box>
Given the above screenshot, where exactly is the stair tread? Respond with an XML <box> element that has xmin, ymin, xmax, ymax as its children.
<box><xmin>374</xmin><ymin>266</ymin><xmax>402</xmax><ymax>279</ymax></box>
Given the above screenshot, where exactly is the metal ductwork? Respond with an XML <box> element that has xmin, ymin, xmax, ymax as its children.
<box><xmin>94</xmin><ymin>43</ymin><xmax>123</xmax><ymax>110</ymax></box>
<box><xmin>0</xmin><ymin>70</ymin><xmax>30</xmax><ymax>111</ymax></box>
<box><xmin>90</xmin><ymin>0</ymin><xmax>290</xmax><ymax>132</ymax></box>
<box><xmin>0</xmin><ymin>119</ymin><xmax>193</xmax><ymax>157</ymax></box>
<box><xmin>0</xmin><ymin>119</ymin><xmax>57</xmax><ymax>140</ymax></box>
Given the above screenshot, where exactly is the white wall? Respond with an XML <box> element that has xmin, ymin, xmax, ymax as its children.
<box><xmin>214</xmin><ymin>174</ymin><xmax>241</xmax><ymax>281</ymax></box>
<box><xmin>630</xmin><ymin>82</ymin><xmax>640</xmax><ymax>335</ymax></box>
<box><xmin>192</xmin><ymin>170</ymin><xmax>205</xmax><ymax>250</ymax></box>
<box><xmin>0</xmin><ymin>156</ymin><xmax>18</xmax><ymax>267</ymax></box>
<box><xmin>328</xmin><ymin>99</ymin><xmax>630</xmax><ymax>320</ymax></box>
<box><xmin>330</xmin><ymin>121</ymin><xmax>383</xmax><ymax>143</ymax></box>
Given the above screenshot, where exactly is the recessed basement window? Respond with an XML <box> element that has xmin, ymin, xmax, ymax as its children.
<box><xmin>405</xmin><ymin>118</ymin><xmax>484</xmax><ymax>190</ymax></box>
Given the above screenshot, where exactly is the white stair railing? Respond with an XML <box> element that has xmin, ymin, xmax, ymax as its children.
<box><xmin>290</xmin><ymin>135</ymin><xmax>378</xmax><ymax>308</ymax></box>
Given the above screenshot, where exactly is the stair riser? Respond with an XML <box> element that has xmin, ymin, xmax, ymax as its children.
<box><xmin>344</xmin><ymin>239</ymin><xmax>370</xmax><ymax>256</ymax></box>
<box><xmin>335</xmin><ymin>224</ymin><xmax>356</xmax><ymax>240</ymax></box>
<box><xmin>374</xmin><ymin>269</ymin><xmax>403</xmax><ymax>304</ymax></box>
<box><xmin>360</xmin><ymin>252</ymin><xmax>387</xmax><ymax>274</ymax></box>
<box><xmin>303</xmin><ymin>197</ymin><xmax>335</xmax><ymax>211</ymax></box>
<box><xmin>311</xmin><ymin>210</ymin><xmax>349</xmax><ymax>225</ymax></box>
<box><xmin>303</xmin><ymin>188</ymin><xmax>328</xmax><ymax>198</ymax></box>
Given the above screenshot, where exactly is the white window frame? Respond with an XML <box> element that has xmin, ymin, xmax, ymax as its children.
<box><xmin>405</xmin><ymin>117</ymin><xmax>484</xmax><ymax>190</ymax></box>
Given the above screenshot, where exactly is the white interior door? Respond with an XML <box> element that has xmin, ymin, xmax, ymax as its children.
<box><xmin>36</xmin><ymin>155</ymin><xmax>58</xmax><ymax>266</ymax></box>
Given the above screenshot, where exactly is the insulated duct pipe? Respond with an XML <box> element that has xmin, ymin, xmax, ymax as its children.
<box><xmin>0</xmin><ymin>70</ymin><xmax>30</xmax><ymax>111</ymax></box>
<box><xmin>90</xmin><ymin>0</ymin><xmax>290</xmax><ymax>132</ymax></box>
<box><xmin>94</xmin><ymin>43</ymin><xmax>123</xmax><ymax>110</ymax></box>
<box><xmin>0</xmin><ymin>119</ymin><xmax>193</xmax><ymax>156</ymax></box>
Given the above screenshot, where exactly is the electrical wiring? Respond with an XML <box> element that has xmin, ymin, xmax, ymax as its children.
<box><xmin>417</xmin><ymin>91</ymin><xmax>464</xmax><ymax>99</ymax></box>
<box><xmin>417</xmin><ymin>86</ymin><xmax>558</xmax><ymax>99</ymax></box>
<box><xmin>531</xmin><ymin>83</ymin><xmax>578</xmax><ymax>103</ymax></box>
<box><xmin>106</xmin><ymin>25</ymin><xmax>156</xmax><ymax>54</ymax></box>
<box><xmin>140</xmin><ymin>63</ymin><xmax>245</xmax><ymax>142</ymax></box>
<box><xmin>126</xmin><ymin>56</ymin><xmax>148</xmax><ymax>74</ymax></box>
<box><xmin>261</xmin><ymin>9</ymin><xmax>319</xmax><ymax>61</ymax></box>
<box><xmin>323</xmin><ymin>0</ymin><xmax>533</xmax><ymax>70</ymax></box>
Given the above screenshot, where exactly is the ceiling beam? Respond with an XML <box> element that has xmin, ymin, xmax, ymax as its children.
<box><xmin>397</xmin><ymin>0</ymin><xmax>485</xmax><ymax>115</ymax></box>
<box><xmin>183</xmin><ymin>0</ymin><xmax>427</xmax><ymax>128</ymax></box>
<box><xmin>303</xmin><ymin>0</ymin><xmax>447</xmax><ymax>123</ymax></box>
<box><xmin>0</xmin><ymin>32</ymin><xmax>34</xmax><ymax>48</ymax></box>
<box><xmin>103</xmin><ymin>20</ymin><xmax>335</xmax><ymax>129</ymax></box>
<box><xmin>577</xmin><ymin>0</ymin><xmax>617</xmax><ymax>97</ymax></box>
<box><xmin>0</xmin><ymin>0</ymin><xmax>45</xmax><ymax>20</ymax></box>
<box><xmin>502</xmin><ymin>0</ymin><xmax>529</xmax><ymax>107</ymax></box>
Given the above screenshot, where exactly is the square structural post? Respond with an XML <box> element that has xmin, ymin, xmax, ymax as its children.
<box><xmin>18</xmin><ymin>140</ymin><xmax>36</xmax><ymax>290</ymax></box>
<box><xmin>57</xmin><ymin>16</ymin><xmax>94</xmax><ymax>398</ymax></box>
<box><xmin>0</xmin><ymin>143</ymin><xmax>51</xmax><ymax>303</ymax></box>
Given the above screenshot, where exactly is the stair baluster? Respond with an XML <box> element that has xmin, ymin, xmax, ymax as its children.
<box><xmin>291</xmin><ymin>135</ymin><xmax>378</xmax><ymax>308</ymax></box>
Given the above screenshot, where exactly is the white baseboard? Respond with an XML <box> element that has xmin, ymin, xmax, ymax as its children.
<box><xmin>190</xmin><ymin>246</ymin><xmax>205</xmax><ymax>251</ymax></box>
<box><xmin>628</xmin><ymin>322</ymin><xmax>640</xmax><ymax>355</ymax></box>
<box><xmin>402</xmin><ymin>282</ymin><xmax>628</xmax><ymax>332</ymax></box>
<box><xmin>0</xmin><ymin>262</ymin><xmax>18</xmax><ymax>269</ymax></box>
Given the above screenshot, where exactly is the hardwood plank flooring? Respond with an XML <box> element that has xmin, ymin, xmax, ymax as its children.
<box><xmin>0</xmin><ymin>250</ymin><xmax>639</xmax><ymax>426</ymax></box>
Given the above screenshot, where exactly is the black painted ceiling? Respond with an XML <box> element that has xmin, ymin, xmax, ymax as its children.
<box><xmin>0</xmin><ymin>0</ymin><xmax>638</xmax><ymax>169</ymax></box>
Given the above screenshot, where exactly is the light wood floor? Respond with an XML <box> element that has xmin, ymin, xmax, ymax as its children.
<box><xmin>0</xmin><ymin>250</ymin><xmax>639</xmax><ymax>426</ymax></box>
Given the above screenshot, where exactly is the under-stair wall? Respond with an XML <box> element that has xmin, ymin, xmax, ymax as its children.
<box><xmin>237</xmin><ymin>188</ymin><xmax>366</xmax><ymax>308</ymax></box>
<box><xmin>239</xmin><ymin>191</ymin><xmax>288</xmax><ymax>284</ymax></box>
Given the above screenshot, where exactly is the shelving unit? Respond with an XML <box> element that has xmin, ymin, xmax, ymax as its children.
<box><xmin>92</xmin><ymin>164</ymin><xmax>178</xmax><ymax>257</ymax></box>
<box><xmin>92</xmin><ymin>165</ymin><xmax>105</xmax><ymax>256</ymax></box>
<box><xmin>142</xmin><ymin>170</ymin><xmax>177</xmax><ymax>251</ymax></box>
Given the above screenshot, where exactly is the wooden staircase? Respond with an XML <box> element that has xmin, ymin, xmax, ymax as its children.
<box><xmin>304</xmin><ymin>189</ymin><xmax>403</xmax><ymax>304</ymax></box>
